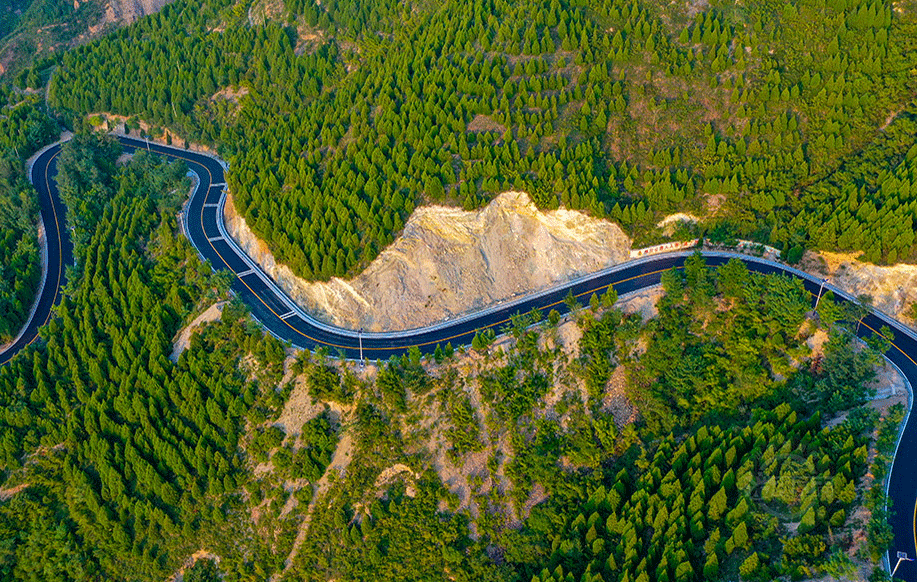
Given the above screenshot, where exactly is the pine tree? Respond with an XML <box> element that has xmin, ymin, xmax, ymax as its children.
<box><xmin>733</xmin><ymin>522</ymin><xmax>749</xmax><ymax>550</ymax></box>
<box><xmin>703</xmin><ymin>554</ymin><xmax>719</xmax><ymax>579</ymax></box>
<box><xmin>761</xmin><ymin>476</ymin><xmax>777</xmax><ymax>501</ymax></box>
<box><xmin>471</xmin><ymin>332</ymin><xmax>483</xmax><ymax>351</ymax></box>
<box><xmin>798</xmin><ymin>506</ymin><xmax>817</xmax><ymax>534</ymax></box>
<box><xmin>739</xmin><ymin>552</ymin><xmax>759</xmax><ymax>578</ymax></box>
<box><xmin>708</xmin><ymin>487</ymin><xmax>727</xmax><ymax>522</ymax></box>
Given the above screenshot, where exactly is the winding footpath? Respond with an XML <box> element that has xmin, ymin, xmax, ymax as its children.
<box><xmin>5</xmin><ymin>135</ymin><xmax>917</xmax><ymax>578</ymax></box>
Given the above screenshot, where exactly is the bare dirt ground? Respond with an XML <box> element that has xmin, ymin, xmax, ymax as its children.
<box><xmin>800</xmin><ymin>250</ymin><xmax>917</xmax><ymax>328</ymax></box>
<box><xmin>467</xmin><ymin>114</ymin><xmax>507</xmax><ymax>133</ymax></box>
<box><xmin>603</xmin><ymin>366</ymin><xmax>638</xmax><ymax>427</ymax></box>
<box><xmin>617</xmin><ymin>287</ymin><xmax>664</xmax><ymax>322</ymax></box>
<box><xmin>0</xmin><ymin>482</ymin><xmax>29</xmax><ymax>501</ymax></box>
<box><xmin>555</xmin><ymin>318</ymin><xmax>582</xmax><ymax>358</ymax></box>
<box><xmin>226</xmin><ymin>191</ymin><xmax>633</xmax><ymax>332</ymax></box>
<box><xmin>281</xmin><ymin>428</ymin><xmax>354</xmax><ymax>570</ymax></box>
<box><xmin>169</xmin><ymin>301</ymin><xmax>225</xmax><ymax>362</ymax></box>
<box><xmin>806</xmin><ymin>329</ymin><xmax>830</xmax><ymax>359</ymax></box>
<box><xmin>656</xmin><ymin>213</ymin><xmax>700</xmax><ymax>236</ymax></box>
<box><xmin>272</xmin><ymin>358</ymin><xmax>357</xmax><ymax>571</ymax></box>
<box><xmin>274</xmin><ymin>377</ymin><xmax>328</xmax><ymax>437</ymax></box>
<box><xmin>210</xmin><ymin>86</ymin><xmax>249</xmax><ymax>114</ymax></box>
<box><xmin>91</xmin><ymin>114</ymin><xmax>220</xmax><ymax>157</ymax></box>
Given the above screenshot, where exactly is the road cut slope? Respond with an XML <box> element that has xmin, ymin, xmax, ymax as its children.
<box><xmin>14</xmin><ymin>136</ymin><xmax>917</xmax><ymax>580</ymax></box>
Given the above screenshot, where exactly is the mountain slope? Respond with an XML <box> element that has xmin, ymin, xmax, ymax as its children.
<box><xmin>0</xmin><ymin>0</ymin><xmax>176</xmax><ymax>78</ymax></box>
<box><xmin>48</xmin><ymin>0</ymin><xmax>917</xmax><ymax>284</ymax></box>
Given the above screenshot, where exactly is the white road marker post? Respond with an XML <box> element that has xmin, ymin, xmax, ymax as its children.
<box><xmin>814</xmin><ymin>278</ymin><xmax>828</xmax><ymax>311</ymax></box>
<box><xmin>359</xmin><ymin>328</ymin><xmax>364</xmax><ymax>369</ymax></box>
<box><xmin>892</xmin><ymin>551</ymin><xmax>913</xmax><ymax>577</ymax></box>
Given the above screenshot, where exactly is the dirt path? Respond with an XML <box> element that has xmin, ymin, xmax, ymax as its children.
<box><xmin>280</xmin><ymin>428</ymin><xmax>354</xmax><ymax>572</ymax></box>
<box><xmin>170</xmin><ymin>301</ymin><xmax>226</xmax><ymax>362</ymax></box>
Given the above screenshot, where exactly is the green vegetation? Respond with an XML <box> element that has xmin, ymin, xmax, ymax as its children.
<box><xmin>48</xmin><ymin>0</ymin><xmax>917</xmax><ymax>282</ymax></box>
<box><xmin>279</xmin><ymin>256</ymin><xmax>899</xmax><ymax>581</ymax></box>
<box><xmin>0</xmin><ymin>156</ymin><xmax>40</xmax><ymax>343</ymax></box>
<box><xmin>528</xmin><ymin>404</ymin><xmax>870</xmax><ymax>582</ymax></box>
<box><xmin>0</xmin><ymin>95</ymin><xmax>56</xmax><ymax>342</ymax></box>
<box><xmin>1</xmin><ymin>0</ymin><xmax>913</xmax><ymax>578</ymax></box>
<box><xmin>0</xmin><ymin>137</ymin><xmax>288</xmax><ymax>579</ymax></box>
<box><xmin>0</xmin><ymin>0</ymin><xmax>104</xmax><ymax>80</ymax></box>
<box><xmin>0</xmin><ymin>151</ymin><xmax>900</xmax><ymax>582</ymax></box>
<box><xmin>630</xmin><ymin>256</ymin><xmax>878</xmax><ymax>431</ymax></box>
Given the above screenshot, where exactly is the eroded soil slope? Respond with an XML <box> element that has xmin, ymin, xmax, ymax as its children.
<box><xmin>802</xmin><ymin>251</ymin><xmax>917</xmax><ymax>327</ymax></box>
<box><xmin>225</xmin><ymin>191</ymin><xmax>632</xmax><ymax>331</ymax></box>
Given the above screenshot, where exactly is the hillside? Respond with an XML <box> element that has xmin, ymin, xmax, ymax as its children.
<box><xmin>0</xmin><ymin>137</ymin><xmax>903</xmax><ymax>579</ymax></box>
<box><xmin>47</xmin><ymin>0</ymin><xmax>917</xmax><ymax>283</ymax></box>
<box><xmin>0</xmin><ymin>0</ymin><xmax>176</xmax><ymax>79</ymax></box>
<box><xmin>226</xmin><ymin>190</ymin><xmax>631</xmax><ymax>331</ymax></box>
<box><xmin>0</xmin><ymin>93</ymin><xmax>56</xmax><ymax>343</ymax></box>
<box><xmin>1</xmin><ymin>2</ymin><xmax>917</xmax><ymax>581</ymax></box>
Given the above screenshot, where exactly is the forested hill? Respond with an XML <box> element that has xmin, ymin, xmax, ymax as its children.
<box><xmin>0</xmin><ymin>0</ymin><xmax>177</xmax><ymax>81</ymax></box>
<box><xmin>49</xmin><ymin>0</ymin><xmax>917</xmax><ymax>280</ymax></box>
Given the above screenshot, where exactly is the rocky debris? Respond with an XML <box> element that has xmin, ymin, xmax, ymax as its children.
<box><xmin>656</xmin><ymin>212</ymin><xmax>700</xmax><ymax>236</ymax></box>
<box><xmin>616</xmin><ymin>287</ymin><xmax>664</xmax><ymax>322</ymax></box>
<box><xmin>225</xmin><ymin>191</ymin><xmax>632</xmax><ymax>332</ymax></box>
<box><xmin>801</xmin><ymin>250</ymin><xmax>917</xmax><ymax>328</ymax></box>
<box><xmin>102</xmin><ymin>0</ymin><xmax>176</xmax><ymax>25</ymax></box>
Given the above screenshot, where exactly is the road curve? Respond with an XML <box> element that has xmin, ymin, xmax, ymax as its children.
<box><xmin>11</xmin><ymin>135</ymin><xmax>917</xmax><ymax>578</ymax></box>
<box><xmin>0</xmin><ymin>142</ymin><xmax>72</xmax><ymax>366</ymax></box>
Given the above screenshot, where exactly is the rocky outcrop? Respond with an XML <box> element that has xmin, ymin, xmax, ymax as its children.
<box><xmin>224</xmin><ymin>191</ymin><xmax>632</xmax><ymax>332</ymax></box>
<box><xmin>801</xmin><ymin>251</ymin><xmax>917</xmax><ymax>327</ymax></box>
<box><xmin>100</xmin><ymin>0</ymin><xmax>176</xmax><ymax>24</ymax></box>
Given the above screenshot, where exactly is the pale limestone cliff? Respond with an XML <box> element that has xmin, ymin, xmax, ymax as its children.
<box><xmin>224</xmin><ymin>191</ymin><xmax>632</xmax><ymax>332</ymax></box>
<box><xmin>801</xmin><ymin>250</ymin><xmax>917</xmax><ymax>327</ymax></box>
<box><xmin>96</xmin><ymin>0</ymin><xmax>176</xmax><ymax>25</ymax></box>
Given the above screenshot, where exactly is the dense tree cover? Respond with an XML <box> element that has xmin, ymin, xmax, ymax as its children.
<box><xmin>54</xmin><ymin>133</ymin><xmax>124</xmax><ymax>252</ymax></box>
<box><xmin>630</xmin><ymin>256</ymin><xmax>813</xmax><ymax>431</ymax></box>
<box><xmin>0</xmin><ymin>94</ymin><xmax>57</xmax><ymax>155</ymax></box>
<box><xmin>629</xmin><ymin>256</ymin><xmax>890</xmax><ymax>432</ymax></box>
<box><xmin>0</xmin><ymin>97</ymin><xmax>56</xmax><ymax>342</ymax></box>
<box><xmin>184</xmin><ymin>558</ymin><xmax>222</xmax><ymax>582</ymax></box>
<box><xmin>0</xmin><ymin>0</ymin><xmax>101</xmax><ymax>80</ymax></box>
<box><xmin>0</xmin><ymin>155</ymin><xmax>40</xmax><ymax>343</ymax></box>
<box><xmin>792</xmin><ymin>112</ymin><xmax>917</xmax><ymax>264</ymax></box>
<box><xmin>0</xmin><ymin>167</ymin><xmax>898</xmax><ymax>582</ymax></box>
<box><xmin>49</xmin><ymin>0</ymin><xmax>917</xmax><ymax>281</ymax></box>
<box><xmin>0</xmin><ymin>138</ymin><xmax>305</xmax><ymax>579</ymax></box>
<box><xmin>487</xmin><ymin>260</ymin><xmax>897</xmax><ymax>582</ymax></box>
<box><xmin>523</xmin><ymin>403</ymin><xmax>873</xmax><ymax>582</ymax></box>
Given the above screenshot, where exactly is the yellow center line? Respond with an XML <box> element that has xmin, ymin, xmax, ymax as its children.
<box><xmin>858</xmin><ymin>318</ymin><xmax>917</xmax><ymax>561</ymax></box>
<box><xmin>161</xmin><ymin>143</ymin><xmax>675</xmax><ymax>352</ymax></box>
<box><xmin>16</xmin><ymin>149</ymin><xmax>64</xmax><ymax>355</ymax></box>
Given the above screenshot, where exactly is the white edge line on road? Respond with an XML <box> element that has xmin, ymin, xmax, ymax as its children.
<box><xmin>881</xmin><ymin>352</ymin><xmax>914</xmax><ymax>574</ymax></box>
<box><xmin>1</xmin><ymin>136</ymin><xmax>74</xmax><ymax>360</ymax></box>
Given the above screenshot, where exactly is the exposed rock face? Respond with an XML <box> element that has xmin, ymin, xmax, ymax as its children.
<box><xmin>225</xmin><ymin>191</ymin><xmax>632</xmax><ymax>332</ymax></box>
<box><xmin>102</xmin><ymin>0</ymin><xmax>176</xmax><ymax>24</ymax></box>
<box><xmin>801</xmin><ymin>251</ymin><xmax>917</xmax><ymax>328</ymax></box>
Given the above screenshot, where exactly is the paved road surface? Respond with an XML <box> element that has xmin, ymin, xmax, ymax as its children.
<box><xmin>0</xmin><ymin>143</ymin><xmax>72</xmax><ymax>366</ymax></box>
<box><xmin>10</xmin><ymin>135</ymin><xmax>917</xmax><ymax>578</ymax></box>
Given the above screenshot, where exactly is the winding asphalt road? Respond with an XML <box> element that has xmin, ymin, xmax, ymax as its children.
<box><xmin>6</xmin><ymin>135</ymin><xmax>917</xmax><ymax>578</ymax></box>
<box><xmin>0</xmin><ymin>141</ymin><xmax>72</xmax><ymax>366</ymax></box>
